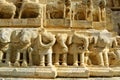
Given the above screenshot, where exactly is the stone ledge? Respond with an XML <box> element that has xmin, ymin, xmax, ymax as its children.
<box><xmin>0</xmin><ymin>66</ymin><xmax>57</xmax><ymax>79</ymax></box>
<box><xmin>89</xmin><ymin>67</ymin><xmax>113</xmax><ymax>77</ymax></box>
<box><xmin>0</xmin><ymin>18</ymin><xmax>41</xmax><ymax>27</ymax></box>
<box><xmin>57</xmin><ymin>66</ymin><xmax>89</xmax><ymax>78</ymax></box>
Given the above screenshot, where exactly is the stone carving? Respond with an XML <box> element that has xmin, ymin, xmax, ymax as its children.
<box><xmin>7</xmin><ymin>29</ymin><xmax>32</xmax><ymax>67</ymax></box>
<box><xmin>71</xmin><ymin>1</ymin><xmax>87</xmax><ymax>20</ymax></box>
<box><xmin>90</xmin><ymin>30</ymin><xmax>113</xmax><ymax>67</ymax></box>
<box><xmin>68</xmin><ymin>31</ymin><xmax>89</xmax><ymax>67</ymax></box>
<box><xmin>0</xmin><ymin>29</ymin><xmax>12</xmax><ymax>64</ymax></box>
<box><xmin>46</xmin><ymin>0</ymin><xmax>65</xmax><ymax>19</ymax></box>
<box><xmin>30</xmin><ymin>29</ymin><xmax>56</xmax><ymax>66</ymax></box>
<box><xmin>18</xmin><ymin>0</ymin><xmax>42</xmax><ymax>18</ymax></box>
<box><xmin>0</xmin><ymin>0</ymin><xmax>16</xmax><ymax>19</ymax></box>
<box><xmin>110</xmin><ymin>36</ymin><xmax>120</xmax><ymax>66</ymax></box>
<box><xmin>53</xmin><ymin>33</ymin><xmax>68</xmax><ymax>66</ymax></box>
<box><xmin>93</xmin><ymin>0</ymin><xmax>106</xmax><ymax>22</ymax></box>
<box><xmin>113</xmin><ymin>0</ymin><xmax>120</xmax><ymax>7</ymax></box>
<box><xmin>86</xmin><ymin>0</ymin><xmax>93</xmax><ymax>21</ymax></box>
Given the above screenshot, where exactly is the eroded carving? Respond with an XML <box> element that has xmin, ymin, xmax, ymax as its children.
<box><xmin>93</xmin><ymin>0</ymin><xmax>106</xmax><ymax>22</ymax></box>
<box><xmin>46</xmin><ymin>0</ymin><xmax>65</xmax><ymax>19</ymax></box>
<box><xmin>19</xmin><ymin>0</ymin><xmax>42</xmax><ymax>18</ymax></box>
<box><xmin>30</xmin><ymin>29</ymin><xmax>56</xmax><ymax>66</ymax></box>
<box><xmin>53</xmin><ymin>33</ymin><xmax>68</xmax><ymax>66</ymax></box>
<box><xmin>68</xmin><ymin>31</ymin><xmax>89</xmax><ymax>67</ymax></box>
<box><xmin>0</xmin><ymin>0</ymin><xmax>16</xmax><ymax>19</ymax></box>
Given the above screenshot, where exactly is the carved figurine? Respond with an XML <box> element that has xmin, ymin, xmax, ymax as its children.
<box><xmin>30</xmin><ymin>29</ymin><xmax>56</xmax><ymax>66</ymax></box>
<box><xmin>93</xmin><ymin>0</ymin><xmax>106</xmax><ymax>22</ymax></box>
<box><xmin>86</xmin><ymin>0</ymin><xmax>93</xmax><ymax>21</ymax></box>
<box><xmin>90</xmin><ymin>30</ymin><xmax>113</xmax><ymax>67</ymax></box>
<box><xmin>109</xmin><ymin>36</ymin><xmax>120</xmax><ymax>66</ymax></box>
<box><xmin>68</xmin><ymin>31</ymin><xmax>89</xmax><ymax>67</ymax></box>
<box><xmin>18</xmin><ymin>0</ymin><xmax>42</xmax><ymax>18</ymax></box>
<box><xmin>0</xmin><ymin>0</ymin><xmax>16</xmax><ymax>19</ymax></box>
<box><xmin>71</xmin><ymin>0</ymin><xmax>87</xmax><ymax>20</ymax></box>
<box><xmin>7</xmin><ymin>29</ymin><xmax>32</xmax><ymax>67</ymax></box>
<box><xmin>46</xmin><ymin>0</ymin><xmax>65</xmax><ymax>19</ymax></box>
<box><xmin>53</xmin><ymin>33</ymin><xmax>68</xmax><ymax>66</ymax></box>
<box><xmin>0</xmin><ymin>29</ymin><xmax>12</xmax><ymax>66</ymax></box>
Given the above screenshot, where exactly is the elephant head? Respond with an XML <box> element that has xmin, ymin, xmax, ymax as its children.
<box><xmin>0</xmin><ymin>29</ymin><xmax>12</xmax><ymax>44</ymax></box>
<box><xmin>38</xmin><ymin>29</ymin><xmax>56</xmax><ymax>48</ymax></box>
<box><xmin>55</xmin><ymin>33</ymin><xmax>68</xmax><ymax>53</ymax></box>
<box><xmin>72</xmin><ymin>33</ymin><xmax>89</xmax><ymax>52</ymax></box>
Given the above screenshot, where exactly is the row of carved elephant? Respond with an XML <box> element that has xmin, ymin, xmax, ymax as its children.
<box><xmin>0</xmin><ymin>28</ymin><xmax>120</xmax><ymax>67</ymax></box>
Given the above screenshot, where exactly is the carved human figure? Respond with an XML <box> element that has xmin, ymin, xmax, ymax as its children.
<box><xmin>0</xmin><ymin>0</ymin><xmax>16</xmax><ymax>19</ymax></box>
<box><xmin>68</xmin><ymin>31</ymin><xmax>89</xmax><ymax>67</ymax></box>
<box><xmin>71</xmin><ymin>1</ymin><xmax>87</xmax><ymax>20</ymax></box>
<box><xmin>18</xmin><ymin>0</ymin><xmax>42</xmax><ymax>18</ymax></box>
<box><xmin>113</xmin><ymin>0</ymin><xmax>120</xmax><ymax>7</ymax></box>
<box><xmin>93</xmin><ymin>0</ymin><xmax>106</xmax><ymax>22</ymax></box>
<box><xmin>46</xmin><ymin>0</ymin><xmax>65</xmax><ymax>19</ymax></box>
<box><xmin>0</xmin><ymin>29</ymin><xmax>12</xmax><ymax>66</ymax></box>
<box><xmin>86</xmin><ymin>0</ymin><xmax>93</xmax><ymax>21</ymax></box>
<box><xmin>30</xmin><ymin>29</ymin><xmax>56</xmax><ymax>66</ymax></box>
<box><xmin>7</xmin><ymin>29</ymin><xmax>32</xmax><ymax>67</ymax></box>
<box><xmin>53</xmin><ymin>33</ymin><xmax>68</xmax><ymax>66</ymax></box>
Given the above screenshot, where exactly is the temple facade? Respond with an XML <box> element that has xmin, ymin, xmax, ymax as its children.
<box><xmin>0</xmin><ymin>0</ymin><xmax>119</xmax><ymax>79</ymax></box>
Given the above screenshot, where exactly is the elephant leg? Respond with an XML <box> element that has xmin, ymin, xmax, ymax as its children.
<box><xmin>80</xmin><ymin>52</ymin><xmax>85</xmax><ymax>67</ymax></box>
<box><xmin>54</xmin><ymin>53</ymin><xmax>60</xmax><ymax>66</ymax></box>
<box><xmin>21</xmin><ymin>51</ymin><xmax>28</xmax><ymax>67</ymax></box>
<box><xmin>62</xmin><ymin>54</ymin><xmax>67</xmax><ymax>66</ymax></box>
<box><xmin>73</xmin><ymin>53</ymin><xmax>78</xmax><ymax>66</ymax></box>
<box><xmin>14</xmin><ymin>52</ymin><xmax>20</xmax><ymax>67</ymax></box>
<box><xmin>28</xmin><ymin>51</ymin><xmax>33</xmax><ymax>66</ymax></box>
<box><xmin>103</xmin><ymin>51</ymin><xmax>109</xmax><ymax>67</ymax></box>
<box><xmin>5</xmin><ymin>50</ymin><xmax>11</xmax><ymax>66</ymax></box>
<box><xmin>84</xmin><ymin>56</ymin><xmax>88</xmax><ymax>66</ymax></box>
<box><xmin>11</xmin><ymin>12</ymin><xmax>15</xmax><ymax>19</ymax></box>
<box><xmin>47</xmin><ymin>53</ymin><xmax>52</xmax><ymax>66</ymax></box>
<box><xmin>97</xmin><ymin>52</ymin><xmax>104</xmax><ymax>66</ymax></box>
<box><xmin>40</xmin><ymin>54</ymin><xmax>45</xmax><ymax>66</ymax></box>
<box><xmin>0</xmin><ymin>51</ymin><xmax>3</xmax><ymax>63</ymax></box>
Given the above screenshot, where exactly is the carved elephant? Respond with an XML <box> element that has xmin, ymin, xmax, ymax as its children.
<box><xmin>7</xmin><ymin>29</ymin><xmax>33</xmax><ymax>67</ymax></box>
<box><xmin>30</xmin><ymin>29</ymin><xmax>56</xmax><ymax>66</ymax></box>
<box><xmin>68</xmin><ymin>32</ymin><xmax>89</xmax><ymax>67</ymax></box>
<box><xmin>0</xmin><ymin>29</ymin><xmax>12</xmax><ymax>66</ymax></box>
<box><xmin>90</xmin><ymin>30</ymin><xmax>113</xmax><ymax>67</ymax></box>
<box><xmin>53</xmin><ymin>33</ymin><xmax>68</xmax><ymax>66</ymax></box>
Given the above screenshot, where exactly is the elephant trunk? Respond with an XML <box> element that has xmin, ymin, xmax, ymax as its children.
<box><xmin>38</xmin><ymin>34</ymin><xmax>55</xmax><ymax>48</ymax></box>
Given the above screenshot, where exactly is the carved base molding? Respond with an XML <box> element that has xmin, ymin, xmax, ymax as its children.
<box><xmin>0</xmin><ymin>66</ymin><xmax>57</xmax><ymax>79</ymax></box>
<box><xmin>57</xmin><ymin>66</ymin><xmax>89</xmax><ymax>78</ymax></box>
<box><xmin>89</xmin><ymin>67</ymin><xmax>113</xmax><ymax>77</ymax></box>
<box><xmin>0</xmin><ymin>66</ymin><xmax>120</xmax><ymax>78</ymax></box>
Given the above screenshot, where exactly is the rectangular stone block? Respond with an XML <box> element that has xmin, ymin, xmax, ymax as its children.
<box><xmin>89</xmin><ymin>67</ymin><xmax>113</xmax><ymax>77</ymax></box>
<box><xmin>35</xmin><ymin>66</ymin><xmax>57</xmax><ymax>78</ymax></box>
<box><xmin>0</xmin><ymin>66</ymin><xmax>57</xmax><ymax>79</ymax></box>
<box><xmin>0</xmin><ymin>18</ymin><xmax>41</xmax><ymax>27</ymax></box>
<box><xmin>93</xmin><ymin>22</ymin><xmax>106</xmax><ymax>30</ymax></box>
<box><xmin>57</xmin><ymin>66</ymin><xmax>89</xmax><ymax>78</ymax></box>
<box><xmin>46</xmin><ymin>19</ymin><xmax>70</xmax><ymax>28</ymax></box>
<box><xmin>112</xmin><ymin>67</ymin><xmax>120</xmax><ymax>76</ymax></box>
<box><xmin>71</xmin><ymin>20</ymin><xmax>93</xmax><ymax>29</ymax></box>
